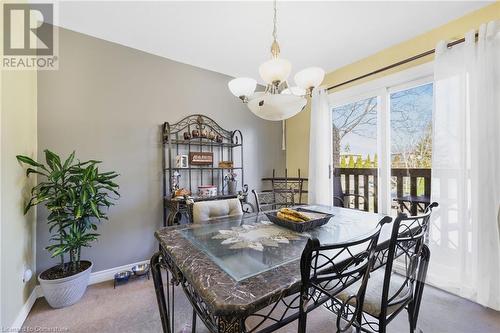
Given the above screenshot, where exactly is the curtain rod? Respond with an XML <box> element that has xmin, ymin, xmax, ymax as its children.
<box><xmin>326</xmin><ymin>33</ymin><xmax>478</xmax><ymax>91</ymax></box>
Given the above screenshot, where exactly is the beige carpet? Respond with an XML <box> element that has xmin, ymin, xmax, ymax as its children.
<box><xmin>23</xmin><ymin>276</ymin><xmax>500</xmax><ymax>333</ymax></box>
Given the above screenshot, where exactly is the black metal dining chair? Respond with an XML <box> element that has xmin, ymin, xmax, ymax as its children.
<box><xmin>335</xmin><ymin>202</ymin><xmax>438</xmax><ymax>333</ymax></box>
<box><xmin>298</xmin><ymin>216</ymin><xmax>392</xmax><ymax>333</ymax></box>
<box><xmin>333</xmin><ymin>175</ymin><xmax>367</xmax><ymax>211</ymax></box>
<box><xmin>252</xmin><ymin>188</ymin><xmax>295</xmax><ymax>212</ymax></box>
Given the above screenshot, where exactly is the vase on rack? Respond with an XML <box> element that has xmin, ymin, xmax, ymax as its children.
<box><xmin>227</xmin><ymin>179</ymin><xmax>237</xmax><ymax>195</ymax></box>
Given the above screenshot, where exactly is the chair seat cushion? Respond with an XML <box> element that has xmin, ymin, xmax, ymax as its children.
<box><xmin>192</xmin><ymin>198</ymin><xmax>243</xmax><ymax>224</ymax></box>
<box><xmin>336</xmin><ymin>270</ymin><xmax>412</xmax><ymax>318</ymax></box>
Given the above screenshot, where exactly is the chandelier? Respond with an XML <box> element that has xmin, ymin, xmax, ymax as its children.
<box><xmin>228</xmin><ymin>0</ymin><xmax>325</xmax><ymax>121</ymax></box>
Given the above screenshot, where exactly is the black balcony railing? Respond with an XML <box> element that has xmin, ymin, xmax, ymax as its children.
<box><xmin>334</xmin><ymin>167</ymin><xmax>432</xmax><ymax>214</ymax></box>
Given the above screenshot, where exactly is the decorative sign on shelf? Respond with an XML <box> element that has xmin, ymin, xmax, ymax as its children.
<box><xmin>218</xmin><ymin>161</ymin><xmax>234</xmax><ymax>169</ymax></box>
<box><xmin>189</xmin><ymin>152</ymin><xmax>213</xmax><ymax>165</ymax></box>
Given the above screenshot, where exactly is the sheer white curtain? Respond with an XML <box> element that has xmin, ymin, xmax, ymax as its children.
<box><xmin>430</xmin><ymin>21</ymin><xmax>500</xmax><ymax>310</ymax></box>
<box><xmin>308</xmin><ymin>89</ymin><xmax>332</xmax><ymax>205</ymax></box>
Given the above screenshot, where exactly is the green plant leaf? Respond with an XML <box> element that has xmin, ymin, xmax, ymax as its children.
<box><xmin>23</xmin><ymin>199</ymin><xmax>34</xmax><ymax>215</ymax></box>
<box><xmin>26</xmin><ymin>168</ymin><xmax>48</xmax><ymax>177</ymax></box>
<box><xmin>63</xmin><ymin>151</ymin><xmax>75</xmax><ymax>169</ymax></box>
<box><xmin>75</xmin><ymin>205</ymin><xmax>83</xmax><ymax>219</ymax></box>
<box><xmin>81</xmin><ymin>188</ymin><xmax>89</xmax><ymax>204</ymax></box>
<box><xmin>44</xmin><ymin>149</ymin><xmax>62</xmax><ymax>171</ymax></box>
<box><xmin>76</xmin><ymin>160</ymin><xmax>101</xmax><ymax>167</ymax></box>
<box><xmin>50</xmin><ymin>247</ymin><xmax>68</xmax><ymax>258</ymax></box>
<box><xmin>90</xmin><ymin>201</ymin><xmax>100</xmax><ymax>218</ymax></box>
<box><xmin>16</xmin><ymin>155</ymin><xmax>46</xmax><ymax>169</ymax></box>
<box><xmin>87</xmin><ymin>183</ymin><xmax>96</xmax><ymax>196</ymax></box>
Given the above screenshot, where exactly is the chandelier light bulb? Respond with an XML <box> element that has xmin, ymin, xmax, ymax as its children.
<box><xmin>228</xmin><ymin>78</ymin><xmax>257</xmax><ymax>101</ymax></box>
<box><xmin>294</xmin><ymin>67</ymin><xmax>325</xmax><ymax>91</ymax></box>
<box><xmin>259</xmin><ymin>58</ymin><xmax>292</xmax><ymax>85</ymax></box>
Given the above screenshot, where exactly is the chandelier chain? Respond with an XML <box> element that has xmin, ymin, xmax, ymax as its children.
<box><xmin>272</xmin><ymin>0</ymin><xmax>277</xmax><ymax>42</ymax></box>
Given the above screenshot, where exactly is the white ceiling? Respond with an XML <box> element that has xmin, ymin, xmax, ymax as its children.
<box><xmin>55</xmin><ymin>1</ymin><xmax>491</xmax><ymax>81</ymax></box>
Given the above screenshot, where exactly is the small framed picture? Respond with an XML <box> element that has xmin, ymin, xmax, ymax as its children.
<box><xmin>175</xmin><ymin>155</ymin><xmax>189</xmax><ymax>168</ymax></box>
<box><xmin>189</xmin><ymin>152</ymin><xmax>213</xmax><ymax>165</ymax></box>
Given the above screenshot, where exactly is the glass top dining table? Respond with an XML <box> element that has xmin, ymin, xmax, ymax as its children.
<box><xmin>154</xmin><ymin>205</ymin><xmax>392</xmax><ymax>327</ymax></box>
<box><xmin>179</xmin><ymin>205</ymin><xmax>387</xmax><ymax>281</ymax></box>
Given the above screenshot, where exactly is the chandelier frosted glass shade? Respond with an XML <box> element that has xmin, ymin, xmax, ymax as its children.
<box><xmin>228</xmin><ymin>77</ymin><xmax>257</xmax><ymax>98</ymax></box>
<box><xmin>247</xmin><ymin>93</ymin><xmax>307</xmax><ymax>121</ymax></box>
<box><xmin>282</xmin><ymin>86</ymin><xmax>306</xmax><ymax>96</ymax></box>
<box><xmin>294</xmin><ymin>67</ymin><xmax>325</xmax><ymax>90</ymax></box>
<box><xmin>259</xmin><ymin>58</ymin><xmax>292</xmax><ymax>84</ymax></box>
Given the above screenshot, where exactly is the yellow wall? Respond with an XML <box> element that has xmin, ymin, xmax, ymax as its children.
<box><xmin>0</xmin><ymin>1</ymin><xmax>38</xmax><ymax>328</ymax></box>
<box><xmin>286</xmin><ymin>2</ymin><xmax>500</xmax><ymax>176</ymax></box>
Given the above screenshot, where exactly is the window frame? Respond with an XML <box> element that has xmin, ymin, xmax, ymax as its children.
<box><xmin>328</xmin><ymin>62</ymin><xmax>434</xmax><ymax>214</ymax></box>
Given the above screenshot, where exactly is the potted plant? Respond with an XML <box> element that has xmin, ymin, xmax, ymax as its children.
<box><xmin>17</xmin><ymin>150</ymin><xmax>119</xmax><ymax>308</ymax></box>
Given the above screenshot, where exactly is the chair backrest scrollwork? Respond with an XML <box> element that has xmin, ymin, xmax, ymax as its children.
<box><xmin>378</xmin><ymin>202</ymin><xmax>438</xmax><ymax>321</ymax></box>
<box><xmin>299</xmin><ymin>216</ymin><xmax>392</xmax><ymax>332</ymax></box>
<box><xmin>252</xmin><ymin>188</ymin><xmax>295</xmax><ymax>212</ymax></box>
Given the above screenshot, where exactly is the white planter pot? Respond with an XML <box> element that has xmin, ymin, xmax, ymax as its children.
<box><xmin>38</xmin><ymin>261</ymin><xmax>92</xmax><ymax>308</ymax></box>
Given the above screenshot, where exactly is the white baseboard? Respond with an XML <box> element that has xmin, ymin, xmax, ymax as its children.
<box><xmin>88</xmin><ymin>259</ymin><xmax>149</xmax><ymax>285</ymax></box>
<box><xmin>10</xmin><ymin>286</ymin><xmax>41</xmax><ymax>330</ymax></box>
<box><xmin>13</xmin><ymin>259</ymin><xmax>149</xmax><ymax>329</ymax></box>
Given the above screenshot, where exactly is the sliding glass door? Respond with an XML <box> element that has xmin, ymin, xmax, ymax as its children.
<box><xmin>329</xmin><ymin>63</ymin><xmax>434</xmax><ymax>216</ymax></box>
<box><xmin>332</xmin><ymin>97</ymin><xmax>379</xmax><ymax>211</ymax></box>
<box><xmin>390</xmin><ymin>82</ymin><xmax>433</xmax><ymax>216</ymax></box>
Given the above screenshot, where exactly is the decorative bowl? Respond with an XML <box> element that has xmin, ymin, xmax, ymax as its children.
<box><xmin>266</xmin><ymin>208</ymin><xmax>333</xmax><ymax>232</ymax></box>
<box><xmin>198</xmin><ymin>185</ymin><xmax>217</xmax><ymax>197</ymax></box>
<box><xmin>114</xmin><ymin>270</ymin><xmax>131</xmax><ymax>283</ymax></box>
<box><xmin>131</xmin><ymin>263</ymin><xmax>150</xmax><ymax>276</ymax></box>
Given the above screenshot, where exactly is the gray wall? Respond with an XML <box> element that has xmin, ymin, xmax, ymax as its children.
<box><xmin>37</xmin><ymin>27</ymin><xmax>285</xmax><ymax>273</ymax></box>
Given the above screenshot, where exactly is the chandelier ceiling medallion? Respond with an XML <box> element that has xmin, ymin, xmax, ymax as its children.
<box><xmin>228</xmin><ymin>0</ymin><xmax>325</xmax><ymax>121</ymax></box>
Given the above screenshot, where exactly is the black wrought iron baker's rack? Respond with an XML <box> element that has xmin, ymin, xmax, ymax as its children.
<box><xmin>161</xmin><ymin>115</ymin><xmax>245</xmax><ymax>225</ymax></box>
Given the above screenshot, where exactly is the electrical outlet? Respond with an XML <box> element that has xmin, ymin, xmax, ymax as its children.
<box><xmin>23</xmin><ymin>268</ymin><xmax>33</xmax><ymax>283</ymax></box>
